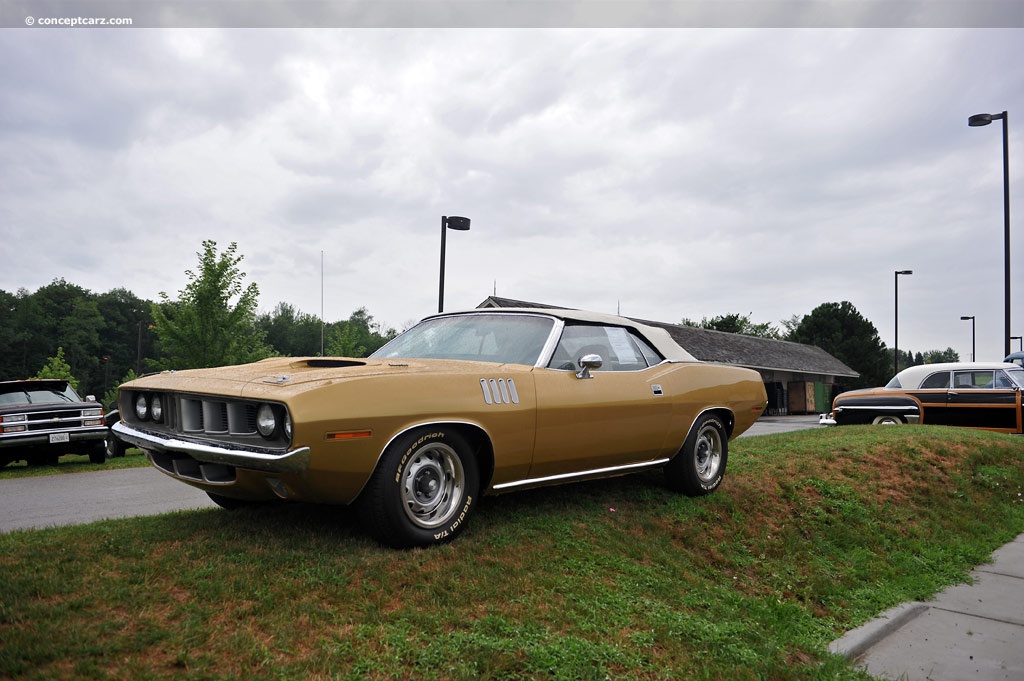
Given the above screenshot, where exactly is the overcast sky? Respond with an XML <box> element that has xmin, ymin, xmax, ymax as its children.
<box><xmin>2</xmin><ymin>2</ymin><xmax>1023</xmax><ymax>366</ymax></box>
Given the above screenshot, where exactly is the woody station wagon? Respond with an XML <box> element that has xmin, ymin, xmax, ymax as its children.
<box><xmin>820</xmin><ymin>362</ymin><xmax>1024</xmax><ymax>433</ymax></box>
<box><xmin>113</xmin><ymin>309</ymin><xmax>768</xmax><ymax>547</ymax></box>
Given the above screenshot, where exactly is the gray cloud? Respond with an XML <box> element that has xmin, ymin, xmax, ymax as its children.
<box><xmin>1</xmin><ymin>26</ymin><xmax>1022</xmax><ymax>363</ymax></box>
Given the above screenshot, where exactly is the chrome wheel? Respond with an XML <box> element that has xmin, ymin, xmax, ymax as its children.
<box><xmin>666</xmin><ymin>413</ymin><xmax>729</xmax><ymax>496</ymax></box>
<box><xmin>400</xmin><ymin>442</ymin><xmax>466</xmax><ymax>529</ymax></box>
<box><xmin>693</xmin><ymin>422</ymin><xmax>724</xmax><ymax>483</ymax></box>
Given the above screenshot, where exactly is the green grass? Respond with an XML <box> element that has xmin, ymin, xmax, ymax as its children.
<box><xmin>1</xmin><ymin>426</ymin><xmax>1023</xmax><ymax>680</ymax></box>
<box><xmin>0</xmin><ymin>449</ymin><xmax>150</xmax><ymax>479</ymax></box>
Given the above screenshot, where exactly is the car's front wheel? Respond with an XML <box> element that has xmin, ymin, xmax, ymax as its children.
<box><xmin>358</xmin><ymin>427</ymin><xmax>480</xmax><ymax>548</ymax></box>
<box><xmin>106</xmin><ymin>434</ymin><xmax>127</xmax><ymax>459</ymax></box>
<box><xmin>665</xmin><ymin>413</ymin><xmax>728</xmax><ymax>496</ymax></box>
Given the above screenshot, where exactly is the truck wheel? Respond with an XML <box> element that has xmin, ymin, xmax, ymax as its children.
<box><xmin>89</xmin><ymin>441</ymin><xmax>108</xmax><ymax>464</ymax></box>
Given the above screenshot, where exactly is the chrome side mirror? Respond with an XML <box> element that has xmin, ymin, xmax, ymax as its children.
<box><xmin>576</xmin><ymin>354</ymin><xmax>603</xmax><ymax>379</ymax></box>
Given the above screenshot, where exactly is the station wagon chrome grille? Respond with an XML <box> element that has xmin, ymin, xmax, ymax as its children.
<box><xmin>480</xmin><ymin>378</ymin><xmax>519</xmax><ymax>405</ymax></box>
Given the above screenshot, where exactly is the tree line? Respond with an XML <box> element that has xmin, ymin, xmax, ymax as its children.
<box><xmin>0</xmin><ymin>241</ymin><xmax>396</xmax><ymax>405</ymax></box>
<box><xmin>1</xmin><ymin>240</ymin><xmax>957</xmax><ymax>404</ymax></box>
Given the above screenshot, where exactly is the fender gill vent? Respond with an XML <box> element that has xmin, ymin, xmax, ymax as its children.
<box><xmin>480</xmin><ymin>378</ymin><xmax>519</xmax><ymax>405</ymax></box>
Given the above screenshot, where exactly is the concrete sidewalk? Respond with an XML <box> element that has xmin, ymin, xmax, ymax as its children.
<box><xmin>830</xmin><ymin>533</ymin><xmax>1024</xmax><ymax>680</ymax></box>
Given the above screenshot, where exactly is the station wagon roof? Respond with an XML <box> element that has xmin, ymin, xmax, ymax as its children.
<box><xmin>893</xmin><ymin>362</ymin><xmax>1021</xmax><ymax>388</ymax></box>
<box><xmin>428</xmin><ymin>308</ymin><xmax>698</xmax><ymax>362</ymax></box>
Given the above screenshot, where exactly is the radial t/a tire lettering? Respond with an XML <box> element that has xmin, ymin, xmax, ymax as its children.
<box><xmin>665</xmin><ymin>413</ymin><xmax>728</xmax><ymax>496</ymax></box>
<box><xmin>358</xmin><ymin>427</ymin><xmax>480</xmax><ymax>548</ymax></box>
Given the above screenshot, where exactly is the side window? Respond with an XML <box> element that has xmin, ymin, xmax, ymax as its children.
<box><xmin>631</xmin><ymin>333</ymin><xmax>664</xmax><ymax>367</ymax></box>
<box><xmin>995</xmin><ymin>372</ymin><xmax>1016</xmax><ymax>389</ymax></box>
<box><xmin>547</xmin><ymin>324</ymin><xmax>656</xmax><ymax>372</ymax></box>
<box><xmin>954</xmin><ymin>371</ymin><xmax>994</xmax><ymax>389</ymax></box>
<box><xmin>920</xmin><ymin>372</ymin><xmax>950</xmax><ymax>389</ymax></box>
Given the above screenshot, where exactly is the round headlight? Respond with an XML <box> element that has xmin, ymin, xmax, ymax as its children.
<box><xmin>134</xmin><ymin>394</ymin><xmax>149</xmax><ymax>421</ymax></box>
<box><xmin>256</xmin><ymin>403</ymin><xmax>277</xmax><ymax>438</ymax></box>
<box><xmin>150</xmin><ymin>394</ymin><xmax>163</xmax><ymax>422</ymax></box>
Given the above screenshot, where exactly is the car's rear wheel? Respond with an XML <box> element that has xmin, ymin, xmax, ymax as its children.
<box><xmin>872</xmin><ymin>415</ymin><xmax>904</xmax><ymax>425</ymax></box>
<box><xmin>665</xmin><ymin>413</ymin><xmax>728</xmax><ymax>496</ymax></box>
<box><xmin>358</xmin><ymin>427</ymin><xmax>480</xmax><ymax>548</ymax></box>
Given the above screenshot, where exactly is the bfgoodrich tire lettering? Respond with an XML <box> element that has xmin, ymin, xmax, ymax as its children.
<box><xmin>665</xmin><ymin>413</ymin><xmax>728</xmax><ymax>496</ymax></box>
<box><xmin>358</xmin><ymin>427</ymin><xmax>480</xmax><ymax>548</ymax></box>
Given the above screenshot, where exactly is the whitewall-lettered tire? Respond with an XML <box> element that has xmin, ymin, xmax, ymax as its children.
<box><xmin>665</xmin><ymin>413</ymin><xmax>728</xmax><ymax>496</ymax></box>
<box><xmin>358</xmin><ymin>427</ymin><xmax>480</xmax><ymax>548</ymax></box>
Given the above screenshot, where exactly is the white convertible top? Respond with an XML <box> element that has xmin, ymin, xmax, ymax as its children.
<box><xmin>430</xmin><ymin>308</ymin><xmax>699</xmax><ymax>362</ymax></box>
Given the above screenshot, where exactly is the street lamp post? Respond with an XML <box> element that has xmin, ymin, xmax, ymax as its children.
<box><xmin>894</xmin><ymin>270</ymin><xmax>913</xmax><ymax>375</ymax></box>
<box><xmin>438</xmin><ymin>215</ymin><xmax>471</xmax><ymax>313</ymax></box>
<box><xmin>968</xmin><ymin>111</ymin><xmax>1011</xmax><ymax>357</ymax></box>
<box><xmin>960</xmin><ymin>315</ymin><xmax>976</xmax><ymax>361</ymax></box>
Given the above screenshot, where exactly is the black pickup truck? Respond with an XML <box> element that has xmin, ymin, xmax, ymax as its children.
<box><xmin>0</xmin><ymin>379</ymin><xmax>108</xmax><ymax>467</ymax></box>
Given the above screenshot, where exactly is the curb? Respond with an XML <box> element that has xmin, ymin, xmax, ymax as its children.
<box><xmin>828</xmin><ymin>602</ymin><xmax>929</xmax><ymax>661</ymax></box>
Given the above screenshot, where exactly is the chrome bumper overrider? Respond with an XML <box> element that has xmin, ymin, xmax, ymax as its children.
<box><xmin>112</xmin><ymin>421</ymin><xmax>311</xmax><ymax>475</ymax></box>
<box><xmin>818</xmin><ymin>413</ymin><xmax>837</xmax><ymax>426</ymax></box>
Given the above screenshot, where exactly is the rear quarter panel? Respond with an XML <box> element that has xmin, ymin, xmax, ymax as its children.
<box><xmin>654</xmin><ymin>362</ymin><xmax>767</xmax><ymax>449</ymax></box>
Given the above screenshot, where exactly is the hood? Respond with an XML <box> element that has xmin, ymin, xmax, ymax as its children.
<box><xmin>122</xmin><ymin>356</ymin><xmax>527</xmax><ymax>399</ymax></box>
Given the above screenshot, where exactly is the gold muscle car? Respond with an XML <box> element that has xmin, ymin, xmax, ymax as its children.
<box><xmin>113</xmin><ymin>309</ymin><xmax>768</xmax><ymax>547</ymax></box>
<box><xmin>819</xmin><ymin>362</ymin><xmax>1024</xmax><ymax>433</ymax></box>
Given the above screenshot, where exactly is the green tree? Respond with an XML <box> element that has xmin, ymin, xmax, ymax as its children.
<box><xmin>59</xmin><ymin>298</ymin><xmax>105</xmax><ymax>393</ymax></box>
<box><xmin>681</xmin><ymin>312</ymin><xmax>781</xmax><ymax>339</ymax></box>
<box><xmin>258</xmin><ymin>302</ymin><xmax>324</xmax><ymax>356</ymax></box>
<box><xmin>323</xmin><ymin>308</ymin><xmax>397</xmax><ymax>358</ymax></box>
<box><xmin>102</xmin><ymin>369</ymin><xmax>138</xmax><ymax>410</ymax></box>
<box><xmin>96</xmin><ymin>288</ymin><xmax>155</xmax><ymax>384</ymax></box>
<box><xmin>34</xmin><ymin>347</ymin><xmax>79</xmax><ymax>391</ymax></box>
<box><xmin>923</xmin><ymin>347</ymin><xmax>960</xmax><ymax>364</ymax></box>
<box><xmin>152</xmin><ymin>240</ymin><xmax>272</xmax><ymax>369</ymax></box>
<box><xmin>787</xmin><ymin>301</ymin><xmax>890</xmax><ymax>389</ymax></box>
<box><xmin>325</xmin><ymin>323</ymin><xmax>367</xmax><ymax>357</ymax></box>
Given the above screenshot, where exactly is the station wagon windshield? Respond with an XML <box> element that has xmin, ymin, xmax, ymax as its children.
<box><xmin>370</xmin><ymin>314</ymin><xmax>555</xmax><ymax>366</ymax></box>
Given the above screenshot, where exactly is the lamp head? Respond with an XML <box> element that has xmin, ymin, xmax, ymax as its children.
<box><xmin>960</xmin><ymin>316</ymin><xmax>974</xmax><ymax>321</ymax></box>
<box><xmin>896</xmin><ymin>270</ymin><xmax>913</xmax><ymax>275</ymax></box>
<box><xmin>968</xmin><ymin>111</ymin><xmax>1006</xmax><ymax>126</ymax></box>
<box><xmin>444</xmin><ymin>216</ymin><xmax>471</xmax><ymax>231</ymax></box>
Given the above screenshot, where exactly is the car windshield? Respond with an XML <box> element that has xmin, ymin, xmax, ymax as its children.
<box><xmin>370</xmin><ymin>314</ymin><xmax>556</xmax><ymax>366</ymax></box>
<box><xmin>0</xmin><ymin>383</ymin><xmax>79</xmax><ymax>407</ymax></box>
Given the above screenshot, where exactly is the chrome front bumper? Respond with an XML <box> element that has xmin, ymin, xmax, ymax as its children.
<box><xmin>818</xmin><ymin>413</ymin><xmax>837</xmax><ymax>426</ymax></box>
<box><xmin>112</xmin><ymin>421</ymin><xmax>311</xmax><ymax>475</ymax></box>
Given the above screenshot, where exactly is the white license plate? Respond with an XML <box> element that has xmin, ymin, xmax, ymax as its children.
<box><xmin>49</xmin><ymin>432</ymin><xmax>70</xmax><ymax>444</ymax></box>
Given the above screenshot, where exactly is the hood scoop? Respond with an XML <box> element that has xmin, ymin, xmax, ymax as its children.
<box><xmin>303</xmin><ymin>359</ymin><xmax>367</xmax><ymax>369</ymax></box>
